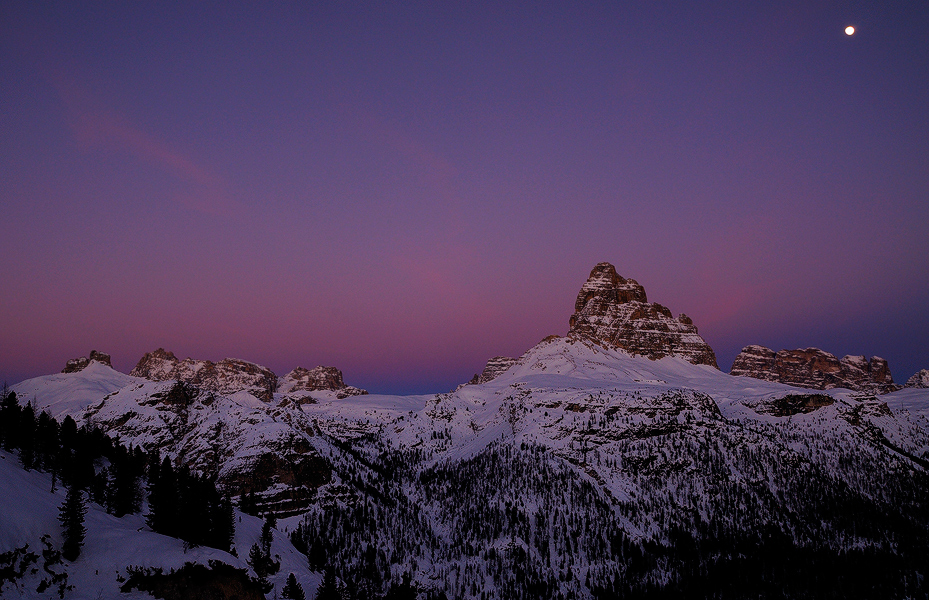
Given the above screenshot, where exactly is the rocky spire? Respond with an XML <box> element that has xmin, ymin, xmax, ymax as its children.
<box><xmin>567</xmin><ymin>262</ymin><xmax>718</xmax><ymax>368</ymax></box>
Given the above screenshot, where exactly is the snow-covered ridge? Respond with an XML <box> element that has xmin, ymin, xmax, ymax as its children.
<box><xmin>127</xmin><ymin>347</ymin><xmax>368</xmax><ymax>401</ymax></box>
<box><xmin>8</xmin><ymin>330</ymin><xmax>929</xmax><ymax>598</ymax></box>
<box><xmin>6</xmin><ymin>261</ymin><xmax>929</xmax><ymax>598</ymax></box>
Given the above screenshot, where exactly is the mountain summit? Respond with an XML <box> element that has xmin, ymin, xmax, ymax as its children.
<box><xmin>567</xmin><ymin>262</ymin><xmax>718</xmax><ymax>367</ymax></box>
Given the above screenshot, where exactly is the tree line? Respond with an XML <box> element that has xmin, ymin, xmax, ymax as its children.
<box><xmin>0</xmin><ymin>391</ymin><xmax>234</xmax><ymax>560</ymax></box>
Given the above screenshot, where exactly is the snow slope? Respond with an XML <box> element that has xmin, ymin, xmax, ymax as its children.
<box><xmin>0</xmin><ymin>450</ymin><xmax>318</xmax><ymax>599</ymax></box>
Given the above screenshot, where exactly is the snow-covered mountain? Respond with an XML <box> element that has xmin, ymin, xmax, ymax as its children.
<box><xmin>4</xmin><ymin>262</ymin><xmax>929</xmax><ymax>598</ymax></box>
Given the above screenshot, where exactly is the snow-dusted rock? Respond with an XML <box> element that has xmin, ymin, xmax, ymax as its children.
<box><xmin>468</xmin><ymin>356</ymin><xmax>519</xmax><ymax>385</ymax></box>
<box><xmin>278</xmin><ymin>366</ymin><xmax>367</xmax><ymax>398</ymax></box>
<box><xmin>61</xmin><ymin>349</ymin><xmax>112</xmax><ymax>373</ymax></box>
<box><xmin>567</xmin><ymin>262</ymin><xmax>718</xmax><ymax>367</ymax></box>
<box><xmin>131</xmin><ymin>348</ymin><xmax>278</xmax><ymax>401</ymax></box>
<box><xmin>906</xmin><ymin>369</ymin><xmax>929</xmax><ymax>388</ymax></box>
<box><xmin>731</xmin><ymin>345</ymin><xmax>899</xmax><ymax>393</ymax></box>
<box><xmin>11</xmin><ymin>366</ymin><xmax>330</xmax><ymax>514</ymax></box>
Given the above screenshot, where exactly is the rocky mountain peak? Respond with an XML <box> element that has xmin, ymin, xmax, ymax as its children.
<box><xmin>730</xmin><ymin>345</ymin><xmax>899</xmax><ymax>393</ymax></box>
<box><xmin>570</xmin><ymin>262</ymin><xmax>647</xmax><ymax>318</ymax></box>
<box><xmin>130</xmin><ymin>349</ymin><xmax>278</xmax><ymax>401</ymax></box>
<box><xmin>61</xmin><ymin>350</ymin><xmax>112</xmax><ymax>373</ymax></box>
<box><xmin>905</xmin><ymin>369</ymin><xmax>929</xmax><ymax>388</ymax></box>
<box><xmin>130</xmin><ymin>348</ymin><xmax>179</xmax><ymax>380</ymax></box>
<box><xmin>468</xmin><ymin>356</ymin><xmax>519</xmax><ymax>385</ymax></box>
<box><xmin>567</xmin><ymin>262</ymin><xmax>718</xmax><ymax>368</ymax></box>
<box><xmin>278</xmin><ymin>366</ymin><xmax>368</xmax><ymax>398</ymax></box>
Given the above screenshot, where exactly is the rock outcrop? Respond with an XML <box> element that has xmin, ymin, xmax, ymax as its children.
<box><xmin>567</xmin><ymin>263</ymin><xmax>718</xmax><ymax>368</ymax></box>
<box><xmin>131</xmin><ymin>348</ymin><xmax>278</xmax><ymax>401</ymax></box>
<box><xmin>278</xmin><ymin>366</ymin><xmax>368</xmax><ymax>399</ymax></box>
<box><xmin>469</xmin><ymin>356</ymin><xmax>519</xmax><ymax>385</ymax></box>
<box><xmin>906</xmin><ymin>370</ymin><xmax>929</xmax><ymax>388</ymax></box>
<box><xmin>62</xmin><ymin>350</ymin><xmax>112</xmax><ymax>373</ymax></box>
<box><xmin>730</xmin><ymin>345</ymin><xmax>899</xmax><ymax>393</ymax></box>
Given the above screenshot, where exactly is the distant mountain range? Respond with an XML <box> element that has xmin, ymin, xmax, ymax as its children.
<box><xmin>4</xmin><ymin>262</ymin><xmax>928</xmax><ymax>599</ymax></box>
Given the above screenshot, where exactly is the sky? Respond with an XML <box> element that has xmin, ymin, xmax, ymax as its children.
<box><xmin>2</xmin><ymin>1</ymin><xmax>928</xmax><ymax>395</ymax></box>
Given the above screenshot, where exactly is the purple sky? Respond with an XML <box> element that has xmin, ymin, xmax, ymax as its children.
<box><xmin>2</xmin><ymin>1</ymin><xmax>928</xmax><ymax>394</ymax></box>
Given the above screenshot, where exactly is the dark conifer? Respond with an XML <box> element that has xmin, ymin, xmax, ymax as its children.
<box><xmin>248</xmin><ymin>542</ymin><xmax>273</xmax><ymax>593</ymax></box>
<box><xmin>58</xmin><ymin>415</ymin><xmax>78</xmax><ymax>477</ymax></box>
<box><xmin>384</xmin><ymin>573</ymin><xmax>417</xmax><ymax>600</ymax></box>
<box><xmin>260</xmin><ymin>513</ymin><xmax>276</xmax><ymax>556</ymax></box>
<box><xmin>58</xmin><ymin>483</ymin><xmax>87</xmax><ymax>561</ymax></box>
<box><xmin>314</xmin><ymin>567</ymin><xmax>344</xmax><ymax>600</ymax></box>
<box><xmin>147</xmin><ymin>456</ymin><xmax>178</xmax><ymax>537</ymax></box>
<box><xmin>109</xmin><ymin>445</ymin><xmax>141</xmax><ymax>517</ymax></box>
<box><xmin>211</xmin><ymin>494</ymin><xmax>236</xmax><ymax>552</ymax></box>
<box><xmin>18</xmin><ymin>402</ymin><xmax>37</xmax><ymax>470</ymax></box>
<box><xmin>0</xmin><ymin>391</ymin><xmax>19</xmax><ymax>450</ymax></box>
<box><xmin>282</xmin><ymin>572</ymin><xmax>306</xmax><ymax>600</ymax></box>
<box><xmin>239</xmin><ymin>489</ymin><xmax>260</xmax><ymax>516</ymax></box>
<box><xmin>35</xmin><ymin>410</ymin><xmax>60</xmax><ymax>471</ymax></box>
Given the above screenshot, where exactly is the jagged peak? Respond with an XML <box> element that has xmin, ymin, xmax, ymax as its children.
<box><xmin>730</xmin><ymin>346</ymin><xmax>899</xmax><ymax>393</ymax></box>
<box><xmin>279</xmin><ymin>366</ymin><xmax>368</xmax><ymax>397</ymax></box>
<box><xmin>567</xmin><ymin>262</ymin><xmax>718</xmax><ymax>368</ymax></box>
<box><xmin>907</xmin><ymin>369</ymin><xmax>929</xmax><ymax>388</ymax></box>
<box><xmin>62</xmin><ymin>350</ymin><xmax>112</xmax><ymax>373</ymax></box>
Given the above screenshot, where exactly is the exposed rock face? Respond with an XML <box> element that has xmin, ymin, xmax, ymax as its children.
<box><xmin>730</xmin><ymin>345</ymin><xmax>899</xmax><ymax>393</ymax></box>
<box><xmin>567</xmin><ymin>262</ymin><xmax>718</xmax><ymax>368</ymax></box>
<box><xmin>78</xmin><ymin>377</ymin><xmax>330</xmax><ymax>516</ymax></box>
<box><xmin>906</xmin><ymin>370</ymin><xmax>929</xmax><ymax>388</ymax></box>
<box><xmin>131</xmin><ymin>348</ymin><xmax>278</xmax><ymax>401</ymax></box>
<box><xmin>278</xmin><ymin>366</ymin><xmax>368</xmax><ymax>399</ymax></box>
<box><xmin>469</xmin><ymin>356</ymin><xmax>519</xmax><ymax>385</ymax></box>
<box><xmin>129</xmin><ymin>348</ymin><xmax>179</xmax><ymax>380</ymax></box>
<box><xmin>62</xmin><ymin>350</ymin><xmax>112</xmax><ymax>373</ymax></box>
<box><xmin>841</xmin><ymin>355</ymin><xmax>895</xmax><ymax>392</ymax></box>
<box><xmin>748</xmin><ymin>393</ymin><xmax>835</xmax><ymax>417</ymax></box>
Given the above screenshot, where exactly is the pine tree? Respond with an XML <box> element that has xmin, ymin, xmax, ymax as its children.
<box><xmin>239</xmin><ymin>489</ymin><xmax>260</xmax><ymax>515</ymax></box>
<box><xmin>261</xmin><ymin>514</ymin><xmax>280</xmax><ymax>573</ymax></box>
<box><xmin>248</xmin><ymin>513</ymin><xmax>280</xmax><ymax>589</ymax></box>
<box><xmin>282</xmin><ymin>572</ymin><xmax>306</xmax><ymax>600</ymax></box>
<box><xmin>260</xmin><ymin>513</ymin><xmax>276</xmax><ymax>557</ymax></box>
<box><xmin>0</xmin><ymin>391</ymin><xmax>19</xmax><ymax>450</ymax></box>
<box><xmin>147</xmin><ymin>456</ymin><xmax>178</xmax><ymax>537</ymax></box>
<box><xmin>314</xmin><ymin>567</ymin><xmax>344</xmax><ymax>600</ymax></box>
<box><xmin>58</xmin><ymin>415</ymin><xmax>78</xmax><ymax>477</ymax></box>
<box><xmin>384</xmin><ymin>573</ymin><xmax>417</xmax><ymax>600</ymax></box>
<box><xmin>35</xmin><ymin>410</ymin><xmax>60</xmax><ymax>471</ymax></box>
<box><xmin>248</xmin><ymin>542</ymin><xmax>273</xmax><ymax>593</ymax></box>
<box><xmin>18</xmin><ymin>402</ymin><xmax>37</xmax><ymax>470</ymax></box>
<box><xmin>206</xmin><ymin>491</ymin><xmax>235</xmax><ymax>553</ymax></box>
<box><xmin>59</xmin><ymin>483</ymin><xmax>87</xmax><ymax>561</ymax></box>
<box><xmin>109</xmin><ymin>444</ymin><xmax>141</xmax><ymax>517</ymax></box>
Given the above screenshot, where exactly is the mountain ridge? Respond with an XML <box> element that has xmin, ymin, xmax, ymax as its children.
<box><xmin>5</xmin><ymin>261</ymin><xmax>929</xmax><ymax>599</ymax></box>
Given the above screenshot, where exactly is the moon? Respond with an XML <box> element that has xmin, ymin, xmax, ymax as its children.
<box><xmin>845</xmin><ymin>25</ymin><xmax>855</xmax><ymax>35</ymax></box>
